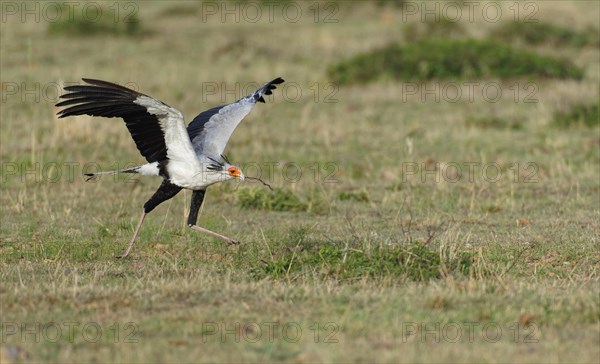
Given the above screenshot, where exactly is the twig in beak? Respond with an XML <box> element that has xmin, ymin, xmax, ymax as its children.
<box><xmin>245</xmin><ymin>176</ymin><xmax>274</xmax><ymax>191</ymax></box>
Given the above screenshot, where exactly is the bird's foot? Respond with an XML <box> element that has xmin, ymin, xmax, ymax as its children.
<box><xmin>227</xmin><ymin>238</ymin><xmax>240</xmax><ymax>245</ymax></box>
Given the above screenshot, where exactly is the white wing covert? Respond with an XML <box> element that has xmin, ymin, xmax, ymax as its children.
<box><xmin>133</xmin><ymin>96</ymin><xmax>196</xmax><ymax>164</ymax></box>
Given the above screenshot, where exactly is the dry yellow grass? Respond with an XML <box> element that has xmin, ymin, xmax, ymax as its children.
<box><xmin>1</xmin><ymin>1</ymin><xmax>599</xmax><ymax>363</ymax></box>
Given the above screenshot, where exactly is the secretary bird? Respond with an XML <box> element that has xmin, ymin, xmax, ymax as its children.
<box><xmin>56</xmin><ymin>77</ymin><xmax>284</xmax><ymax>258</ymax></box>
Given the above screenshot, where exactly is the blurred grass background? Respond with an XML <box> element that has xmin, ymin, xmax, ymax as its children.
<box><xmin>1</xmin><ymin>1</ymin><xmax>599</xmax><ymax>363</ymax></box>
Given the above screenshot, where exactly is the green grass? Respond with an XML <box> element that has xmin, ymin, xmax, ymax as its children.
<box><xmin>375</xmin><ymin>0</ymin><xmax>408</xmax><ymax>8</ymax></box>
<box><xmin>236</xmin><ymin>187</ymin><xmax>308</xmax><ymax>212</ymax></box>
<box><xmin>1</xmin><ymin>1</ymin><xmax>599</xmax><ymax>363</ymax></box>
<box><xmin>491</xmin><ymin>21</ymin><xmax>599</xmax><ymax>48</ymax></box>
<box><xmin>337</xmin><ymin>190</ymin><xmax>370</xmax><ymax>202</ymax></box>
<box><xmin>465</xmin><ymin>116</ymin><xmax>524</xmax><ymax>130</ymax></box>
<box><xmin>47</xmin><ymin>3</ymin><xmax>141</xmax><ymax>36</ymax></box>
<box><xmin>328</xmin><ymin>39</ymin><xmax>584</xmax><ymax>84</ymax></box>
<box><xmin>553</xmin><ymin>102</ymin><xmax>600</xmax><ymax>128</ymax></box>
<box><xmin>254</xmin><ymin>242</ymin><xmax>476</xmax><ymax>281</ymax></box>
<box><xmin>404</xmin><ymin>16</ymin><xmax>466</xmax><ymax>40</ymax></box>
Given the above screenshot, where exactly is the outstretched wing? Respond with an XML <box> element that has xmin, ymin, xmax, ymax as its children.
<box><xmin>56</xmin><ymin>78</ymin><xmax>196</xmax><ymax>164</ymax></box>
<box><xmin>187</xmin><ymin>77</ymin><xmax>284</xmax><ymax>159</ymax></box>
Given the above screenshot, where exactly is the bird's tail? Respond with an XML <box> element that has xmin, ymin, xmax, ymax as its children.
<box><xmin>84</xmin><ymin>166</ymin><xmax>140</xmax><ymax>181</ymax></box>
<box><xmin>84</xmin><ymin>166</ymin><xmax>139</xmax><ymax>177</ymax></box>
<box><xmin>84</xmin><ymin>162</ymin><xmax>159</xmax><ymax>180</ymax></box>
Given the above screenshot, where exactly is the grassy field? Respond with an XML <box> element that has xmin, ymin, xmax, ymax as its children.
<box><xmin>1</xmin><ymin>1</ymin><xmax>599</xmax><ymax>363</ymax></box>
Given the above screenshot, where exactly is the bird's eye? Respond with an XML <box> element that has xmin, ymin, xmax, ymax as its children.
<box><xmin>228</xmin><ymin>168</ymin><xmax>237</xmax><ymax>175</ymax></box>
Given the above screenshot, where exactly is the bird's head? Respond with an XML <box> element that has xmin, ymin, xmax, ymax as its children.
<box><xmin>223</xmin><ymin>164</ymin><xmax>245</xmax><ymax>181</ymax></box>
<box><xmin>207</xmin><ymin>156</ymin><xmax>244</xmax><ymax>182</ymax></box>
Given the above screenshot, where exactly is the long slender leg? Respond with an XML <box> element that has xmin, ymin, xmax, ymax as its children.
<box><xmin>190</xmin><ymin>225</ymin><xmax>239</xmax><ymax>245</ymax></box>
<box><xmin>118</xmin><ymin>211</ymin><xmax>146</xmax><ymax>259</ymax></box>
<box><xmin>117</xmin><ymin>180</ymin><xmax>182</xmax><ymax>258</ymax></box>
<box><xmin>188</xmin><ymin>189</ymin><xmax>239</xmax><ymax>245</ymax></box>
